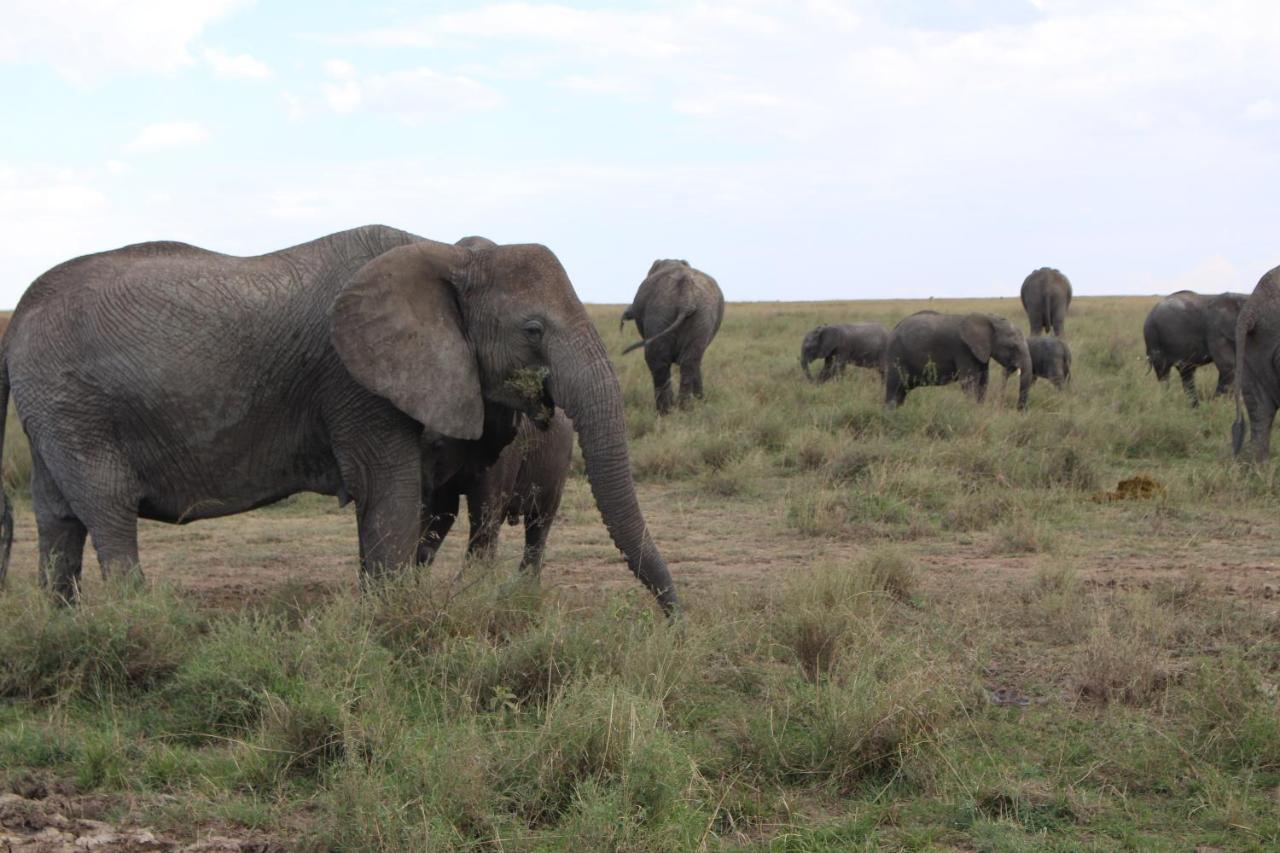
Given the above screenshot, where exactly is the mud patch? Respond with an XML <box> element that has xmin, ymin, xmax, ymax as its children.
<box><xmin>0</xmin><ymin>793</ymin><xmax>283</xmax><ymax>852</ymax></box>
<box><xmin>1092</xmin><ymin>474</ymin><xmax>1165</xmax><ymax>503</ymax></box>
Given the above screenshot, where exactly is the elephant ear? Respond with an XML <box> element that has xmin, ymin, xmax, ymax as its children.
<box><xmin>331</xmin><ymin>241</ymin><xmax>484</xmax><ymax>440</ymax></box>
<box><xmin>959</xmin><ymin>314</ymin><xmax>994</xmax><ymax>363</ymax></box>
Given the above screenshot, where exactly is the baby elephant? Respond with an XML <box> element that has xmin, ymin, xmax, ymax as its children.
<box><xmin>885</xmin><ymin>311</ymin><xmax>1032</xmax><ymax>409</ymax></box>
<box><xmin>800</xmin><ymin>323</ymin><xmax>888</xmax><ymax>382</ymax></box>
<box><xmin>420</xmin><ymin>409</ymin><xmax>574</xmax><ymax>575</ymax></box>
<box><xmin>621</xmin><ymin>259</ymin><xmax>725</xmax><ymax>414</ymax></box>
<box><xmin>1026</xmin><ymin>335</ymin><xmax>1072</xmax><ymax>389</ymax></box>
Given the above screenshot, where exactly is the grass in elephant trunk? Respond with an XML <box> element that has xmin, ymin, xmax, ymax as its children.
<box><xmin>2</xmin><ymin>297</ymin><xmax>1280</xmax><ymax>848</ymax></box>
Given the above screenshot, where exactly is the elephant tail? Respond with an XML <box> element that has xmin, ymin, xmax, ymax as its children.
<box><xmin>1232</xmin><ymin>307</ymin><xmax>1252</xmax><ymax>456</ymax></box>
<box><xmin>0</xmin><ymin>346</ymin><xmax>12</xmax><ymax>587</ymax></box>
<box><xmin>622</xmin><ymin>307</ymin><xmax>692</xmax><ymax>355</ymax></box>
<box><xmin>619</xmin><ymin>306</ymin><xmax>634</xmax><ymax>333</ymax></box>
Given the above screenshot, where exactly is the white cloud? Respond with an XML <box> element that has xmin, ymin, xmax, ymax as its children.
<box><xmin>323</xmin><ymin>58</ymin><xmax>358</xmax><ymax>80</ymax></box>
<box><xmin>1244</xmin><ymin>98</ymin><xmax>1277</xmax><ymax>121</ymax></box>
<box><xmin>0</xmin><ymin>0</ymin><xmax>254</xmax><ymax>84</ymax></box>
<box><xmin>123</xmin><ymin>122</ymin><xmax>212</xmax><ymax>153</ymax></box>
<box><xmin>280</xmin><ymin>90</ymin><xmax>305</xmax><ymax>121</ymax></box>
<box><xmin>202</xmin><ymin>47</ymin><xmax>271</xmax><ymax>79</ymax></box>
<box><xmin>320</xmin><ymin>66</ymin><xmax>503</xmax><ymax>123</ymax></box>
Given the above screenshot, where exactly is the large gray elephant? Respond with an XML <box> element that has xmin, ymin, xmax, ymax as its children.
<box><xmin>1020</xmin><ymin>267</ymin><xmax>1072</xmax><ymax>336</ymax></box>
<box><xmin>800</xmin><ymin>323</ymin><xmax>888</xmax><ymax>383</ymax></box>
<box><xmin>884</xmin><ymin>311</ymin><xmax>1032</xmax><ymax>409</ymax></box>
<box><xmin>620</xmin><ymin>259</ymin><xmax>724</xmax><ymax>414</ymax></box>
<box><xmin>1143</xmin><ymin>290</ymin><xmax>1247</xmax><ymax>407</ymax></box>
<box><xmin>0</xmin><ymin>226</ymin><xmax>677</xmax><ymax>612</ymax></box>
<box><xmin>419</xmin><ymin>408</ymin><xmax>572</xmax><ymax>574</ymax></box>
<box><xmin>1232</xmin><ymin>266</ymin><xmax>1280</xmax><ymax>462</ymax></box>
<box><xmin>1026</xmin><ymin>335</ymin><xmax>1071</xmax><ymax>389</ymax></box>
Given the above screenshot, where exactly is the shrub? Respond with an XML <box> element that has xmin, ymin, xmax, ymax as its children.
<box><xmin>0</xmin><ymin>584</ymin><xmax>198</xmax><ymax>703</ymax></box>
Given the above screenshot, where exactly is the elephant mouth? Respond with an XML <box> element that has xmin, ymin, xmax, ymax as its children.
<box><xmin>501</xmin><ymin>366</ymin><xmax>555</xmax><ymax>430</ymax></box>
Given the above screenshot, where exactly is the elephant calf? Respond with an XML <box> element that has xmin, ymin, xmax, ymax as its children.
<box><xmin>621</xmin><ymin>259</ymin><xmax>725</xmax><ymax>414</ymax></box>
<box><xmin>1026</xmin><ymin>335</ymin><xmax>1072</xmax><ymax>389</ymax></box>
<box><xmin>884</xmin><ymin>311</ymin><xmax>1032</xmax><ymax>410</ymax></box>
<box><xmin>1144</xmin><ymin>290</ymin><xmax>1247</xmax><ymax>407</ymax></box>
<box><xmin>800</xmin><ymin>323</ymin><xmax>888</xmax><ymax>383</ymax></box>
<box><xmin>420</xmin><ymin>409</ymin><xmax>573</xmax><ymax>574</ymax></box>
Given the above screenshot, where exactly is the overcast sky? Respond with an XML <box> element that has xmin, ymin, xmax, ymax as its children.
<box><xmin>2</xmin><ymin>0</ymin><xmax>1279</xmax><ymax>306</ymax></box>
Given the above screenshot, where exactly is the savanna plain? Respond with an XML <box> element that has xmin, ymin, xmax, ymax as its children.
<box><xmin>1</xmin><ymin>296</ymin><xmax>1279</xmax><ymax>851</ymax></box>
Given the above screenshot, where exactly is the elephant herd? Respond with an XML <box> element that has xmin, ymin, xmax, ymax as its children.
<box><xmin>3</xmin><ymin>226</ymin><xmax>1280</xmax><ymax>614</ymax></box>
<box><xmin>790</xmin><ymin>260</ymin><xmax>1280</xmax><ymax>469</ymax></box>
<box><xmin>799</xmin><ymin>267</ymin><xmax>1074</xmax><ymax>411</ymax></box>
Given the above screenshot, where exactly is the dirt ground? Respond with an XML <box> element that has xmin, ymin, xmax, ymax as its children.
<box><xmin>0</xmin><ymin>789</ymin><xmax>281</xmax><ymax>852</ymax></box>
<box><xmin>6</xmin><ymin>475</ymin><xmax>1277</xmax><ymax>614</ymax></box>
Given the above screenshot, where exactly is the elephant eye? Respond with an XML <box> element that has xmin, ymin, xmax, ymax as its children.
<box><xmin>522</xmin><ymin>319</ymin><xmax>544</xmax><ymax>340</ymax></box>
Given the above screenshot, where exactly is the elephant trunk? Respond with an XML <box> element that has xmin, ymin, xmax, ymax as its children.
<box><xmin>1016</xmin><ymin>344</ymin><xmax>1033</xmax><ymax>410</ymax></box>
<box><xmin>800</xmin><ymin>330</ymin><xmax>820</xmax><ymax>382</ymax></box>
<box><xmin>1233</xmin><ymin>308</ymin><xmax>1251</xmax><ymax>457</ymax></box>
<box><xmin>549</xmin><ymin>332</ymin><xmax>678</xmax><ymax>614</ymax></box>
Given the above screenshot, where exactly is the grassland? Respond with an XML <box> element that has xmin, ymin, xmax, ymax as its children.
<box><xmin>1</xmin><ymin>295</ymin><xmax>1278</xmax><ymax>850</ymax></box>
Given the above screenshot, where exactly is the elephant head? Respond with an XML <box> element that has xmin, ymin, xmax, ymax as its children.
<box><xmin>962</xmin><ymin>314</ymin><xmax>1032</xmax><ymax>409</ymax></box>
<box><xmin>800</xmin><ymin>326</ymin><xmax>825</xmax><ymax>381</ymax></box>
<box><xmin>330</xmin><ymin>239</ymin><xmax>677</xmax><ymax>612</ymax></box>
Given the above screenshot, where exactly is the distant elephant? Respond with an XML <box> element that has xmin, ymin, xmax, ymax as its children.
<box><xmin>884</xmin><ymin>311</ymin><xmax>1032</xmax><ymax>410</ymax></box>
<box><xmin>1232</xmin><ymin>266</ymin><xmax>1280</xmax><ymax>462</ymax></box>
<box><xmin>1143</xmin><ymin>290</ymin><xmax>1247</xmax><ymax>406</ymax></box>
<box><xmin>0</xmin><ymin>226</ymin><xmax>677</xmax><ymax>613</ymax></box>
<box><xmin>620</xmin><ymin>259</ymin><xmax>724</xmax><ymax>414</ymax></box>
<box><xmin>420</xmin><ymin>408</ymin><xmax>573</xmax><ymax>574</ymax></box>
<box><xmin>1020</xmin><ymin>267</ymin><xmax>1072</xmax><ymax>336</ymax></box>
<box><xmin>800</xmin><ymin>323</ymin><xmax>888</xmax><ymax>383</ymax></box>
<box><xmin>1026</xmin><ymin>335</ymin><xmax>1072</xmax><ymax>389</ymax></box>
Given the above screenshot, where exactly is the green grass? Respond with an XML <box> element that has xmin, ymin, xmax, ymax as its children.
<box><xmin>2</xmin><ymin>295</ymin><xmax>1279</xmax><ymax>848</ymax></box>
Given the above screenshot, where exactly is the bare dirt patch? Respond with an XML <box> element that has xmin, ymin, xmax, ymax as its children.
<box><xmin>0</xmin><ymin>792</ymin><xmax>283</xmax><ymax>852</ymax></box>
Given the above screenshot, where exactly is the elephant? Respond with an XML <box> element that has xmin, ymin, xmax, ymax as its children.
<box><xmin>884</xmin><ymin>311</ymin><xmax>1032</xmax><ymax>410</ymax></box>
<box><xmin>620</xmin><ymin>259</ymin><xmax>724</xmax><ymax>414</ymax></box>
<box><xmin>799</xmin><ymin>323</ymin><xmax>888</xmax><ymax>383</ymax></box>
<box><xmin>1020</xmin><ymin>267</ymin><xmax>1072</xmax><ymax>336</ymax></box>
<box><xmin>1232</xmin><ymin>266</ymin><xmax>1280</xmax><ymax>463</ymax></box>
<box><xmin>1026</xmin><ymin>335</ymin><xmax>1072</xmax><ymax>389</ymax></box>
<box><xmin>419</xmin><ymin>408</ymin><xmax>573</xmax><ymax>574</ymax></box>
<box><xmin>1143</xmin><ymin>290</ymin><xmax>1247</xmax><ymax>407</ymax></box>
<box><xmin>0</xmin><ymin>225</ymin><xmax>677</xmax><ymax>613</ymax></box>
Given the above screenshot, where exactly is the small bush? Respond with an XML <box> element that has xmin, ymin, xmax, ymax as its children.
<box><xmin>0</xmin><ymin>584</ymin><xmax>198</xmax><ymax>702</ymax></box>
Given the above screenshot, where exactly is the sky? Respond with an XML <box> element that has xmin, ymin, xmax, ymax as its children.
<box><xmin>2</xmin><ymin>0</ymin><xmax>1279</xmax><ymax>307</ymax></box>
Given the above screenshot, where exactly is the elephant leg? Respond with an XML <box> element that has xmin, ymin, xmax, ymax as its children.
<box><xmin>355</xmin><ymin>472</ymin><xmax>422</xmax><ymax>583</ymax></box>
<box><xmin>89</xmin><ymin>514</ymin><xmax>141</xmax><ymax>585</ymax></box>
<box><xmin>519</xmin><ymin>510</ymin><xmax>551</xmax><ymax>575</ymax></box>
<box><xmin>678</xmin><ymin>356</ymin><xmax>704</xmax><ymax>407</ymax></box>
<box><xmin>417</xmin><ymin>489</ymin><xmax>459</xmax><ymax>567</ymax></box>
<box><xmin>884</xmin><ymin>370</ymin><xmax>908</xmax><ymax>408</ymax></box>
<box><xmin>1209</xmin><ymin>341</ymin><xmax>1235</xmax><ymax>397</ymax></box>
<box><xmin>43</xmin><ymin>446</ymin><xmax>143</xmax><ymax>584</ymax></box>
<box><xmin>1246</xmin><ymin>392</ymin><xmax>1277</xmax><ymax>464</ymax></box>
<box><xmin>464</xmin><ymin>490</ymin><xmax>502</xmax><ymax>562</ymax></box>
<box><xmin>648</xmin><ymin>361</ymin><xmax>674</xmax><ymax>415</ymax></box>
<box><xmin>1213</xmin><ymin>366</ymin><xmax>1234</xmax><ymax>398</ymax></box>
<box><xmin>31</xmin><ymin>454</ymin><xmax>87</xmax><ymax>603</ymax></box>
<box><xmin>966</xmin><ymin>367</ymin><xmax>990</xmax><ymax>403</ymax></box>
<box><xmin>817</xmin><ymin>358</ymin><xmax>835</xmax><ymax>383</ymax></box>
<box><xmin>1178</xmin><ymin>365</ymin><xmax>1199</xmax><ymax>407</ymax></box>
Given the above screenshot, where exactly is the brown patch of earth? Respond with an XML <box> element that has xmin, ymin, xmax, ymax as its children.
<box><xmin>3</xmin><ymin>479</ymin><xmax>1277</xmax><ymax>615</ymax></box>
<box><xmin>0</xmin><ymin>792</ymin><xmax>283</xmax><ymax>852</ymax></box>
